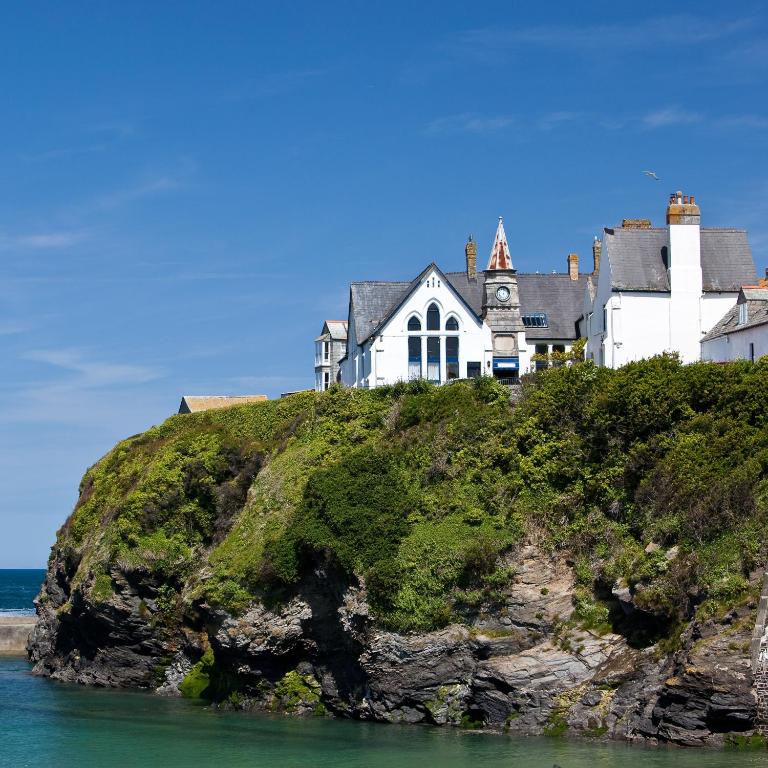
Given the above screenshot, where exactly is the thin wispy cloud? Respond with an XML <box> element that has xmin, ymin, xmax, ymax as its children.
<box><xmin>537</xmin><ymin>111</ymin><xmax>582</xmax><ymax>131</ymax></box>
<box><xmin>642</xmin><ymin>107</ymin><xmax>703</xmax><ymax>129</ymax></box>
<box><xmin>23</xmin><ymin>122</ymin><xmax>135</xmax><ymax>163</ymax></box>
<box><xmin>424</xmin><ymin>113</ymin><xmax>516</xmax><ymax>136</ymax></box>
<box><xmin>0</xmin><ymin>349</ymin><xmax>167</xmax><ymax>428</ymax></box>
<box><xmin>0</xmin><ymin>323</ymin><xmax>27</xmax><ymax>336</ymax></box>
<box><xmin>603</xmin><ymin>108</ymin><xmax>768</xmax><ymax>132</ymax></box>
<box><xmin>23</xmin><ymin>348</ymin><xmax>164</xmax><ymax>388</ymax></box>
<box><xmin>715</xmin><ymin>114</ymin><xmax>768</xmax><ymax>129</ymax></box>
<box><xmin>455</xmin><ymin>15</ymin><xmax>753</xmax><ymax>60</ymax></box>
<box><xmin>0</xmin><ymin>231</ymin><xmax>86</xmax><ymax>250</ymax></box>
<box><xmin>90</xmin><ymin>175</ymin><xmax>183</xmax><ymax>211</ymax></box>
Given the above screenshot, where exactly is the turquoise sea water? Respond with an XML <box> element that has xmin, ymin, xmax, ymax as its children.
<box><xmin>0</xmin><ymin>569</ymin><xmax>45</xmax><ymax>615</ymax></box>
<box><xmin>0</xmin><ymin>657</ymin><xmax>765</xmax><ymax>768</ymax></box>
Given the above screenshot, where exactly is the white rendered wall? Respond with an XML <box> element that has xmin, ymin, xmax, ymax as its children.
<box><xmin>701</xmin><ymin>293</ymin><xmax>739</xmax><ymax>335</ymax></box>
<box><xmin>702</xmin><ymin>325</ymin><xmax>768</xmax><ymax>362</ymax></box>
<box><xmin>607</xmin><ymin>293</ymin><xmax>672</xmax><ymax>367</ymax></box>
<box><xmin>668</xmin><ymin>223</ymin><xmax>703</xmax><ymax>363</ymax></box>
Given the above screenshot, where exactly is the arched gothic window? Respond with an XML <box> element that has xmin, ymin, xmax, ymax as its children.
<box><xmin>407</xmin><ymin>316</ymin><xmax>422</xmax><ymax>332</ymax></box>
<box><xmin>446</xmin><ymin>316</ymin><xmax>459</xmax><ymax>331</ymax></box>
<box><xmin>427</xmin><ymin>303</ymin><xmax>440</xmax><ymax>331</ymax></box>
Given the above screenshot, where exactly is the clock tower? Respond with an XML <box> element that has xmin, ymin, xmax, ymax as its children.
<box><xmin>482</xmin><ymin>217</ymin><xmax>526</xmax><ymax>377</ymax></box>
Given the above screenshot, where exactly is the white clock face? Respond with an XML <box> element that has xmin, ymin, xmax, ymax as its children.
<box><xmin>496</xmin><ymin>286</ymin><xmax>510</xmax><ymax>302</ymax></box>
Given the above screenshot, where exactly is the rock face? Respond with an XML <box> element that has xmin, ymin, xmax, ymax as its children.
<box><xmin>28</xmin><ymin>544</ymin><xmax>758</xmax><ymax>746</ymax></box>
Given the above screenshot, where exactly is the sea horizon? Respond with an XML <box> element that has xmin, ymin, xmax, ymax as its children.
<box><xmin>0</xmin><ymin>568</ymin><xmax>45</xmax><ymax>616</ymax></box>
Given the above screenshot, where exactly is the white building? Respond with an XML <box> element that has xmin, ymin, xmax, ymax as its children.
<box><xmin>338</xmin><ymin>220</ymin><xmax>588</xmax><ymax>388</ymax></box>
<box><xmin>701</xmin><ymin>285</ymin><xmax>768</xmax><ymax>363</ymax></box>
<box><xmin>583</xmin><ymin>192</ymin><xmax>757</xmax><ymax>367</ymax></box>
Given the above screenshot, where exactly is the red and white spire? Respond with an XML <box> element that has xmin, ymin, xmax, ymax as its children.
<box><xmin>487</xmin><ymin>216</ymin><xmax>513</xmax><ymax>270</ymax></box>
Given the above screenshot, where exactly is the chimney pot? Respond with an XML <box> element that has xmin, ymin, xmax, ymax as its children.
<box><xmin>666</xmin><ymin>190</ymin><xmax>701</xmax><ymax>225</ymax></box>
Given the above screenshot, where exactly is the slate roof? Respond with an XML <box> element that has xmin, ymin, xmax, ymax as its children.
<box><xmin>178</xmin><ymin>395</ymin><xmax>268</xmax><ymax>414</ymax></box>
<box><xmin>349</xmin><ymin>267</ymin><xmax>588</xmax><ymax>345</ymax></box>
<box><xmin>325</xmin><ymin>320</ymin><xmax>348</xmax><ymax>340</ymax></box>
<box><xmin>350</xmin><ymin>280</ymin><xmax>412</xmax><ymax>343</ymax></box>
<box><xmin>605</xmin><ymin>227</ymin><xmax>755</xmax><ymax>292</ymax></box>
<box><xmin>701</xmin><ymin>289</ymin><xmax>768</xmax><ymax>342</ymax></box>
<box><xmin>516</xmin><ymin>273</ymin><xmax>590</xmax><ymax>339</ymax></box>
<box><xmin>315</xmin><ymin>320</ymin><xmax>348</xmax><ymax>342</ymax></box>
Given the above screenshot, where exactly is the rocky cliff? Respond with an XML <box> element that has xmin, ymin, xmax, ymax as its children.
<box><xmin>29</xmin><ymin>361</ymin><xmax>768</xmax><ymax>746</ymax></box>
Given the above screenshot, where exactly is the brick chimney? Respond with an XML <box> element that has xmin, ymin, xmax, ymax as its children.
<box><xmin>465</xmin><ymin>235</ymin><xmax>477</xmax><ymax>280</ymax></box>
<box><xmin>592</xmin><ymin>237</ymin><xmax>602</xmax><ymax>274</ymax></box>
<box><xmin>666</xmin><ymin>191</ymin><xmax>700</xmax><ymax>225</ymax></box>
<box><xmin>568</xmin><ymin>253</ymin><xmax>579</xmax><ymax>281</ymax></box>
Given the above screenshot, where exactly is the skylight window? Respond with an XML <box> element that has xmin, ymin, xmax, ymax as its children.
<box><xmin>522</xmin><ymin>312</ymin><xmax>548</xmax><ymax>328</ymax></box>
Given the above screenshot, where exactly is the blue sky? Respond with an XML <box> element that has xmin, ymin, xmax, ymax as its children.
<box><xmin>1</xmin><ymin>1</ymin><xmax>767</xmax><ymax>567</ymax></box>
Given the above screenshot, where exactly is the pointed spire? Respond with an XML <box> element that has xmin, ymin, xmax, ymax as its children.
<box><xmin>487</xmin><ymin>216</ymin><xmax>513</xmax><ymax>270</ymax></box>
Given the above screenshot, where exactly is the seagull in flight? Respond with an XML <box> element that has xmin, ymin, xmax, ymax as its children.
<box><xmin>643</xmin><ymin>170</ymin><xmax>660</xmax><ymax>181</ymax></box>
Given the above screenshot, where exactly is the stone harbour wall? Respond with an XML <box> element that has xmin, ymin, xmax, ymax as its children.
<box><xmin>0</xmin><ymin>616</ymin><xmax>37</xmax><ymax>654</ymax></box>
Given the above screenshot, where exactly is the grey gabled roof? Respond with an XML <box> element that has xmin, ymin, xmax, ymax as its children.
<box><xmin>606</xmin><ymin>227</ymin><xmax>755</xmax><ymax>292</ymax></box>
<box><xmin>315</xmin><ymin>320</ymin><xmax>348</xmax><ymax>342</ymax></box>
<box><xmin>350</xmin><ymin>280</ymin><xmax>411</xmax><ymax>344</ymax></box>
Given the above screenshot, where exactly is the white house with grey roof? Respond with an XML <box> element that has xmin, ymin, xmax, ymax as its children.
<box><xmin>583</xmin><ymin>192</ymin><xmax>757</xmax><ymax>367</ymax></box>
<box><xmin>337</xmin><ymin>219</ymin><xmax>588</xmax><ymax>388</ymax></box>
<box><xmin>701</xmin><ymin>284</ymin><xmax>768</xmax><ymax>363</ymax></box>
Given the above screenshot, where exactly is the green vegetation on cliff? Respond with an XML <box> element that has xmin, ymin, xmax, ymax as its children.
<box><xmin>58</xmin><ymin>356</ymin><xmax>768</xmax><ymax>638</ymax></box>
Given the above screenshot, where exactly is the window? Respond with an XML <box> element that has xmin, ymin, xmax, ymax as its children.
<box><xmin>323</xmin><ymin>340</ymin><xmax>330</xmax><ymax>361</ymax></box>
<box><xmin>446</xmin><ymin>336</ymin><xmax>459</xmax><ymax>380</ymax></box>
<box><xmin>522</xmin><ymin>312</ymin><xmax>548</xmax><ymax>328</ymax></box>
<box><xmin>446</xmin><ymin>316</ymin><xmax>459</xmax><ymax>331</ymax></box>
<box><xmin>427</xmin><ymin>303</ymin><xmax>440</xmax><ymax>331</ymax></box>
<box><xmin>408</xmin><ymin>336</ymin><xmax>422</xmax><ymax>380</ymax></box>
<box><xmin>427</xmin><ymin>336</ymin><xmax>440</xmax><ymax>383</ymax></box>
<box><xmin>408</xmin><ymin>316</ymin><xmax>421</xmax><ymax>331</ymax></box>
<box><xmin>535</xmin><ymin>343</ymin><xmax>548</xmax><ymax>371</ymax></box>
<box><xmin>323</xmin><ymin>371</ymin><xmax>330</xmax><ymax>390</ymax></box>
<box><xmin>739</xmin><ymin>303</ymin><xmax>748</xmax><ymax>325</ymax></box>
<box><xmin>750</xmin><ymin>342</ymin><xmax>755</xmax><ymax>363</ymax></box>
<box><xmin>467</xmin><ymin>361</ymin><xmax>481</xmax><ymax>378</ymax></box>
<box><xmin>603</xmin><ymin>307</ymin><xmax>608</xmax><ymax>333</ymax></box>
<box><xmin>552</xmin><ymin>344</ymin><xmax>565</xmax><ymax>367</ymax></box>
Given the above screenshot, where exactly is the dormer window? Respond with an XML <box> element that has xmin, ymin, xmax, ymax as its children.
<box><xmin>738</xmin><ymin>303</ymin><xmax>748</xmax><ymax>325</ymax></box>
<box><xmin>522</xmin><ymin>312</ymin><xmax>548</xmax><ymax>328</ymax></box>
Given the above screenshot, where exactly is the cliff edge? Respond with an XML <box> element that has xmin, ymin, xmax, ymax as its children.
<box><xmin>29</xmin><ymin>359</ymin><xmax>768</xmax><ymax>746</ymax></box>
